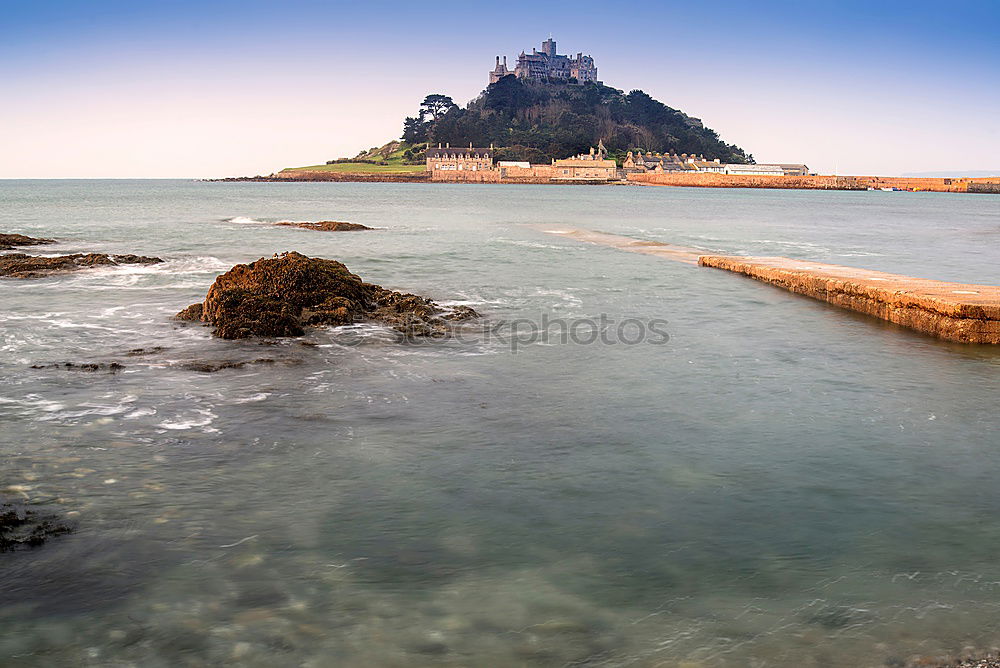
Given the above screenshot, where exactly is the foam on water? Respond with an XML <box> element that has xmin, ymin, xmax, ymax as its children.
<box><xmin>157</xmin><ymin>408</ymin><xmax>218</xmax><ymax>432</ymax></box>
<box><xmin>222</xmin><ymin>216</ymin><xmax>293</xmax><ymax>226</ymax></box>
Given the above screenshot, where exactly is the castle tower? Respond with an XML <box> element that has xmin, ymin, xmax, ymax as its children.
<box><xmin>541</xmin><ymin>37</ymin><xmax>556</xmax><ymax>57</ymax></box>
<box><xmin>488</xmin><ymin>55</ymin><xmax>511</xmax><ymax>84</ymax></box>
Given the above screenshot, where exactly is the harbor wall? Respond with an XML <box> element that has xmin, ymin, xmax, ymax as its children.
<box><xmin>265</xmin><ymin>169</ymin><xmax>1000</xmax><ymax>192</ymax></box>
<box><xmin>628</xmin><ymin>172</ymin><xmax>1000</xmax><ymax>192</ymax></box>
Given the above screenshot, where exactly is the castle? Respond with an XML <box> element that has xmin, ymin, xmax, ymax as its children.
<box><xmin>489</xmin><ymin>37</ymin><xmax>598</xmax><ymax>84</ymax></box>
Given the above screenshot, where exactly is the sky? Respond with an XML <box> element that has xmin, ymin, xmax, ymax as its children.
<box><xmin>1</xmin><ymin>0</ymin><xmax>998</xmax><ymax>178</ymax></box>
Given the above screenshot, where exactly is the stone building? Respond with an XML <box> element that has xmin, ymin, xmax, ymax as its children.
<box><xmin>550</xmin><ymin>141</ymin><xmax>618</xmax><ymax>180</ymax></box>
<box><xmin>623</xmin><ymin>151</ymin><xmax>807</xmax><ymax>177</ymax></box>
<box><xmin>488</xmin><ymin>37</ymin><xmax>598</xmax><ymax>84</ymax></box>
<box><xmin>623</xmin><ymin>151</ymin><xmax>723</xmax><ymax>173</ymax></box>
<box><xmin>773</xmin><ymin>164</ymin><xmax>810</xmax><ymax>176</ymax></box>
<box><xmin>488</xmin><ymin>56</ymin><xmax>511</xmax><ymax>84</ymax></box>
<box><xmin>426</xmin><ymin>144</ymin><xmax>494</xmax><ymax>172</ymax></box>
<box><xmin>723</xmin><ymin>164</ymin><xmax>785</xmax><ymax>176</ymax></box>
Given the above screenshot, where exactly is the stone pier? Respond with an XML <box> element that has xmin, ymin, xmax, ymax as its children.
<box><xmin>543</xmin><ymin>228</ymin><xmax>1000</xmax><ymax>344</ymax></box>
<box><xmin>697</xmin><ymin>256</ymin><xmax>1000</xmax><ymax>344</ymax></box>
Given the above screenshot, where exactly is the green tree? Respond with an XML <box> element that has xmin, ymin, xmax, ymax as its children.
<box><xmin>401</xmin><ymin>80</ymin><xmax>751</xmax><ymax>164</ymax></box>
<box><xmin>402</xmin><ymin>116</ymin><xmax>429</xmax><ymax>143</ymax></box>
<box><xmin>419</xmin><ymin>94</ymin><xmax>457</xmax><ymax>122</ymax></box>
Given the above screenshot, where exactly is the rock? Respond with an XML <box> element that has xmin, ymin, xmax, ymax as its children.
<box><xmin>274</xmin><ymin>221</ymin><xmax>373</xmax><ymax>232</ymax></box>
<box><xmin>411</xmin><ymin>639</ymin><xmax>449</xmax><ymax>656</ymax></box>
<box><xmin>176</xmin><ymin>251</ymin><xmax>478</xmax><ymax>339</ymax></box>
<box><xmin>905</xmin><ymin>654</ymin><xmax>1000</xmax><ymax>668</ymax></box>
<box><xmin>124</xmin><ymin>346</ymin><xmax>167</xmax><ymax>356</ymax></box>
<box><xmin>0</xmin><ymin>501</ymin><xmax>73</xmax><ymax>552</ymax></box>
<box><xmin>176</xmin><ymin>302</ymin><xmax>204</xmax><ymax>321</ymax></box>
<box><xmin>0</xmin><ymin>233</ymin><xmax>56</xmax><ymax>250</ymax></box>
<box><xmin>0</xmin><ymin>253</ymin><xmax>163</xmax><ymax>279</ymax></box>
<box><xmin>178</xmin><ymin>357</ymin><xmax>303</xmax><ymax>373</ymax></box>
<box><xmin>30</xmin><ymin>362</ymin><xmax>124</xmax><ymax>372</ymax></box>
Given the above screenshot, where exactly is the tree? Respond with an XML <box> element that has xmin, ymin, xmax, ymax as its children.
<box><xmin>402</xmin><ymin>116</ymin><xmax>429</xmax><ymax>143</ymax></box>
<box><xmin>399</xmin><ymin>81</ymin><xmax>751</xmax><ymax>164</ymax></box>
<box><xmin>419</xmin><ymin>94</ymin><xmax>457</xmax><ymax>122</ymax></box>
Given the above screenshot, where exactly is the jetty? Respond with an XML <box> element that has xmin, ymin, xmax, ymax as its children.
<box><xmin>546</xmin><ymin>229</ymin><xmax>1000</xmax><ymax>344</ymax></box>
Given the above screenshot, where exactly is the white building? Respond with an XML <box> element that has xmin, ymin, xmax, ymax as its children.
<box><xmin>723</xmin><ymin>164</ymin><xmax>785</xmax><ymax>176</ymax></box>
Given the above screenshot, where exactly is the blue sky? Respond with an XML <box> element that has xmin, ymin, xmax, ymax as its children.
<box><xmin>1</xmin><ymin>0</ymin><xmax>998</xmax><ymax>177</ymax></box>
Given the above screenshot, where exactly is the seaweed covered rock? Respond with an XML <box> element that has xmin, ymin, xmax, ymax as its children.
<box><xmin>0</xmin><ymin>233</ymin><xmax>55</xmax><ymax>250</ymax></box>
<box><xmin>0</xmin><ymin>253</ymin><xmax>163</xmax><ymax>279</ymax></box>
<box><xmin>177</xmin><ymin>251</ymin><xmax>477</xmax><ymax>339</ymax></box>
<box><xmin>275</xmin><ymin>221</ymin><xmax>373</xmax><ymax>232</ymax></box>
<box><xmin>1</xmin><ymin>501</ymin><xmax>73</xmax><ymax>552</ymax></box>
<box><xmin>29</xmin><ymin>362</ymin><xmax>124</xmax><ymax>372</ymax></box>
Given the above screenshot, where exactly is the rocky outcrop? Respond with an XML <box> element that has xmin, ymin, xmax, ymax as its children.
<box><xmin>275</xmin><ymin>221</ymin><xmax>373</xmax><ymax>232</ymax></box>
<box><xmin>177</xmin><ymin>251</ymin><xmax>478</xmax><ymax>339</ymax></box>
<box><xmin>0</xmin><ymin>253</ymin><xmax>163</xmax><ymax>279</ymax></box>
<box><xmin>0</xmin><ymin>233</ymin><xmax>55</xmax><ymax>250</ymax></box>
<box><xmin>1</xmin><ymin>501</ymin><xmax>73</xmax><ymax>552</ymax></box>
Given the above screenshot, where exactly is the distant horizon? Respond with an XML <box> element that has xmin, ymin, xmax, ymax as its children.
<box><xmin>1</xmin><ymin>1</ymin><xmax>998</xmax><ymax>179</ymax></box>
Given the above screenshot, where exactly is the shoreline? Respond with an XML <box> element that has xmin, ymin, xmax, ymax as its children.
<box><xmin>210</xmin><ymin>170</ymin><xmax>1000</xmax><ymax>193</ymax></box>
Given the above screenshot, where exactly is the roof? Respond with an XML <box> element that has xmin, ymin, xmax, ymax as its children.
<box><xmin>426</xmin><ymin>148</ymin><xmax>493</xmax><ymax>158</ymax></box>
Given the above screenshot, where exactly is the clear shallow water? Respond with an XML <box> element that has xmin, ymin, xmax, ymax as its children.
<box><xmin>1</xmin><ymin>180</ymin><xmax>999</xmax><ymax>667</ymax></box>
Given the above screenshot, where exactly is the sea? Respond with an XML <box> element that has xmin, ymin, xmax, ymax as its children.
<box><xmin>1</xmin><ymin>179</ymin><xmax>999</xmax><ymax>667</ymax></box>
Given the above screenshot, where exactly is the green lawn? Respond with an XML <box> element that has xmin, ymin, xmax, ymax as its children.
<box><xmin>281</xmin><ymin>162</ymin><xmax>426</xmax><ymax>174</ymax></box>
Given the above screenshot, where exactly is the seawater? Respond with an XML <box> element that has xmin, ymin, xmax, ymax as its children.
<box><xmin>1</xmin><ymin>180</ymin><xmax>999</xmax><ymax>667</ymax></box>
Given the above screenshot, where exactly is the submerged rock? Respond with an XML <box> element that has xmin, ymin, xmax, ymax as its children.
<box><xmin>124</xmin><ymin>346</ymin><xmax>168</xmax><ymax>357</ymax></box>
<box><xmin>30</xmin><ymin>362</ymin><xmax>124</xmax><ymax>372</ymax></box>
<box><xmin>0</xmin><ymin>233</ymin><xmax>56</xmax><ymax>250</ymax></box>
<box><xmin>0</xmin><ymin>253</ymin><xmax>163</xmax><ymax>279</ymax></box>
<box><xmin>176</xmin><ymin>251</ymin><xmax>478</xmax><ymax>339</ymax></box>
<box><xmin>179</xmin><ymin>357</ymin><xmax>302</xmax><ymax>373</ymax></box>
<box><xmin>904</xmin><ymin>654</ymin><xmax>1000</xmax><ymax>668</ymax></box>
<box><xmin>275</xmin><ymin>221</ymin><xmax>373</xmax><ymax>232</ymax></box>
<box><xmin>0</xmin><ymin>501</ymin><xmax>73</xmax><ymax>552</ymax></box>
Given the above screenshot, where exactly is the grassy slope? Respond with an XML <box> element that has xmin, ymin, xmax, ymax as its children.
<box><xmin>281</xmin><ymin>162</ymin><xmax>425</xmax><ymax>173</ymax></box>
<box><xmin>281</xmin><ymin>141</ymin><xmax>427</xmax><ymax>173</ymax></box>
